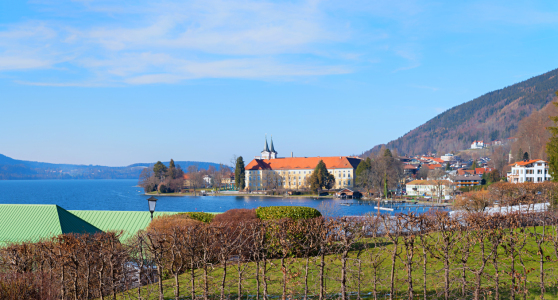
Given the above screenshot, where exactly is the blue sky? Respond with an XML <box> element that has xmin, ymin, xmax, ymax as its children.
<box><xmin>1</xmin><ymin>0</ymin><xmax>558</xmax><ymax>166</ymax></box>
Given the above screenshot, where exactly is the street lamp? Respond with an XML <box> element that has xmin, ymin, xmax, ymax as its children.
<box><xmin>147</xmin><ymin>196</ymin><xmax>158</xmax><ymax>221</ymax></box>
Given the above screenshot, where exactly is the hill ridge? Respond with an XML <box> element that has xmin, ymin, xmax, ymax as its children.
<box><xmin>364</xmin><ymin>67</ymin><xmax>558</xmax><ymax>156</ymax></box>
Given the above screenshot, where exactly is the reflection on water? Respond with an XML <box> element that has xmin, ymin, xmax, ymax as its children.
<box><xmin>0</xmin><ymin>179</ymin><xmax>448</xmax><ymax>217</ymax></box>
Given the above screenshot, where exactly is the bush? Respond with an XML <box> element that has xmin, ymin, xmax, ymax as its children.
<box><xmin>256</xmin><ymin>206</ymin><xmax>322</xmax><ymax>220</ymax></box>
<box><xmin>158</xmin><ymin>183</ymin><xmax>168</xmax><ymax>193</ymax></box>
<box><xmin>180</xmin><ymin>212</ymin><xmax>215</xmax><ymax>223</ymax></box>
<box><xmin>146</xmin><ymin>214</ymin><xmax>202</xmax><ymax>233</ymax></box>
<box><xmin>0</xmin><ymin>271</ymin><xmax>59</xmax><ymax>300</ymax></box>
<box><xmin>212</xmin><ymin>209</ymin><xmax>258</xmax><ymax>224</ymax></box>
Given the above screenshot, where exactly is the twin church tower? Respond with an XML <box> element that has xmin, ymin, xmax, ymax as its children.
<box><xmin>260</xmin><ymin>135</ymin><xmax>278</xmax><ymax>159</ymax></box>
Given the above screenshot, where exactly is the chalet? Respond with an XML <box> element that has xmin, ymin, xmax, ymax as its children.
<box><xmin>471</xmin><ymin>140</ymin><xmax>484</xmax><ymax>149</ymax></box>
<box><xmin>404</xmin><ymin>164</ymin><xmax>418</xmax><ymax>175</ymax></box>
<box><xmin>507</xmin><ymin>160</ymin><xmax>551</xmax><ymax>183</ymax></box>
<box><xmin>457</xmin><ymin>169</ymin><xmax>475</xmax><ymax>176</ymax></box>
<box><xmin>475</xmin><ymin>167</ymin><xmax>494</xmax><ymax>175</ymax></box>
<box><xmin>451</xmin><ymin>175</ymin><xmax>482</xmax><ymax>187</ymax></box>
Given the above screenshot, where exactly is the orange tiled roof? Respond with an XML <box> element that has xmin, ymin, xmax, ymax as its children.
<box><xmin>427</xmin><ymin>164</ymin><xmax>442</xmax><ymax>170</ymax></box>
<box><xmin>183</xmin><ymin>174</ymin><xmax>190</xmax><ymax>180</ymax></box>
<box><xmin>475</xmin><ymin>167</ymin><xmax>494</xmax><ymax>174</ymax></box>
<box><xmin>510</xmin><ymin>159</ymin><xmax>547</xmax><ymax>166</ymax></box>
<box><xmin>457</xmin><ymin>169</ymin><xmax>475</xmax><ymax>175</ymax></box>
<box><xmin>431</xmin><ymin>158</ymin><xmax>444</xmax><ymax>163</ymax></box>
<box><xmin>245</xmin><ymin>156</ymin><xmax>361</xmax><ymax>171</ymax></box>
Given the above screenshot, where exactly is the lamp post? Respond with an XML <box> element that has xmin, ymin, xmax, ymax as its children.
<box><xmin>147</xmin><ymin>196</ymin><xmax>158</xmax><ymax>221</ymax></box>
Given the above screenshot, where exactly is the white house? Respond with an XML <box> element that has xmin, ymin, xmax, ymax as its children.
<box><xmin>441</xmin><ymin>153</ymin><xmax>455</xmax><ymax>162</ymax></box>
<box><xmin>406</xmin><ymin>180</ymin><xmax>454</xmax><ymax>197</ymax></box>
<box><xmin>470</xmin><ymin>140</ymin><xmax>484</xmax><ymax>149</ymax></box>
<box><xmin>507</xmin><ymin>160</ymin><xmax>551</xmax><ymax>183</ymax></box>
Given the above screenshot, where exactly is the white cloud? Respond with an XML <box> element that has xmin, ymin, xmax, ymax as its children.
<box><xmin>0</xmin><ymin>0</ymin><xmax>354</xmax><ymax>85</ymax></box>
<box><xmin>0</xmin><ymin>56</ymin><xmax>52</xmax><ymax>71</ymax></box>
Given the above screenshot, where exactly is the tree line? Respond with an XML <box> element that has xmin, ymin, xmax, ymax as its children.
<box><xmin>4</xmin><ymin>206</ymin><xmax>558</xmax><ymax>299</ymax></box>
<box><xmin>139</xmin><ymin>159</ymin><xmax>185</xmax><ymax>193</ymax></box>
<box><xmin>139</xmin><ymin>159</ymin><xmax>231</xmax><ymax>194</ymax></box>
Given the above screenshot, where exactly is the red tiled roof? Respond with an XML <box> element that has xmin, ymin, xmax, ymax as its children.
<box><xmin>404</xmin><ymin>165</ymin><xmax>418</xmax><ymax>169</ymax></box>
<box><xmin>427</xmin><ymin>164</ymin><xmax>443</xmax><ymax>170</ymax></box>
<box><xmin>510</xmin><ymin>159</ymin><xmax>547</xmax><ymax>167</ymax></box>
<box><xmin>183</xmin><ymin>174</ymin><xmax>190</xmax><ymax>180</ymax></box>
<box><xmin>475</xmin><ymin>167</ymin><xmax>494</xmax><ymax>175</ymax></box>
<box><xmin>245</xmin><ymin>156</ymin><xmax>361</xmax><ymax>171</ymax></box>
<box><xmin>457</xmin><ymin>169</ymin><xmax>475</xmax><ymax>175</ymax></box>
<box><xmin>431</xmin><ymin>158</ymin><xmax>444</xmax><ymax>163</ymax></box>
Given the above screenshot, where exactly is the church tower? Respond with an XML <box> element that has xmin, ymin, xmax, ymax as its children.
<box><xmin>269</xmin><ymin>136</ymin><xmax>277</xmax><ymax>159</ymax></box>
<box><xmin>261</xmin><ymin>135</ymin><xmax>278</xmax><ymax>159</ymax></box>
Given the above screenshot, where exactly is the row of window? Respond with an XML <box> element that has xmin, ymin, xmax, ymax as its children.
<box><xmin>512</xmin><ymin>168</ymin><xmax>548</xmax><ymax>175</ymax></box>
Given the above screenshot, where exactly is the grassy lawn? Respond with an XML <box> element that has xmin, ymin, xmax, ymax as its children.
<box><xmin>117</xmin><ymin>226</ymin><xmax>558</xmax><ymax>299</ymax></box>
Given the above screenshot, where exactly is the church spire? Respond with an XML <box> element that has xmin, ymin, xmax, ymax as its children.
<box><xmin>270</xmin><ymin>135</ymin><xmax>276</xmax><ymax>153</ymax></box>
<box><xmin>264</xmin><ymin>134</ymin><xmax>270</xmax><ymax>152</ymax></box>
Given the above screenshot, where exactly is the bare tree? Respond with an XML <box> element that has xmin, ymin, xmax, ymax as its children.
<box><xmin>187</xmin><ymin>165</ymin><xmax>204</xmax><ymax>196</ymax></box>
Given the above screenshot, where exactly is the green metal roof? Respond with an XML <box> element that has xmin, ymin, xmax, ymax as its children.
<box><xmin>0</xmin><ymin>204</ymin><xmax>102</xmax><ymax>245</ymax></box>
<box><xmin>69</xmin><ymin>210</ymin><xmax>180</xmax><ymax>242</ymax></box>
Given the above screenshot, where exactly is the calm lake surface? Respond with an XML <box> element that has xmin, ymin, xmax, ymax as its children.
<box><xmin>0</xmin><ymin>179</ymin><xmax>447</xmax><ymax>216</ymax></box>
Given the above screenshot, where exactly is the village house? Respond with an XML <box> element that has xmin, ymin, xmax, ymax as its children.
<box><xmin>244</xmin><ymin>137</ymin><xmax>361</xmax><ymax>190</ymax></box>
<box><xmin>507</xmin><ymin>160</ymin><xmax>551</xmax><ymax>183</ymax></box>
<box><xmin>405</xmin><ymin>179</ymin><xmax>454</xmax><ymax>197</ymax></box>
<box><xmin>470</xmin><ymin>140</ymin><xmax>485</xmax><ymax>149</ymax></box>
<box><xmin>451</xmin><ymin>175</ymin><xmax>482</xmax><ymax>187</ymax></box>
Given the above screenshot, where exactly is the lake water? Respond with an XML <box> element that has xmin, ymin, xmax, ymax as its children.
<box><xmin>0</xmin><ymin>179</ymin><xmax>448</xmax><ymax>216</ymax></box>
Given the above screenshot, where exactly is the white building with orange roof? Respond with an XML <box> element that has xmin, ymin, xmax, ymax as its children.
<box><xmin>244</xmin><ymin>137</ymin><xmax>361</xmax><ymax>190</ymax></box>
<box><xmin>507</xmin><ymin>159</ymin><xmax>551</xmax><ymax>183</ymax></box>
<box><xmin>471</xmin><ymin>140</ymin><xmax>485</xmax><ymax>149</ymax></box>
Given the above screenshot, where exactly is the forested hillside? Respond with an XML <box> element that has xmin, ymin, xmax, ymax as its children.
<box><xmin>364</xmin><ymin>68</ymin><xmax>558</xmax><ymax>156</ymax></box>
<box><xmin>0</xmin><ymin>154</ymin><xmax>224</xmax><ymax>180</ymax></box>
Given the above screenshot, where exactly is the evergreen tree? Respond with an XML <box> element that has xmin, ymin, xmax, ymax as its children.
<box><xmin>153</xmin><ymin>161</ymin><xmax>167</xmax><ymax>180</ymax></box>
<box><xmin>167</xmin><ymin>159</ymin><xmax>176</xmax><ymax>179</ymax></box>
<box><xmin>355</xmin><ymin>157</ymin><xmax>371</xmax><ymax>186</ymax></box>
<box><xmin>234</xmin><ymin>156</ymin><xmax>246</xmax><ymax>190</ymax></box>
<box><xmin>470</xmin><ymin>160</ymin><xmax>478</xmax><ymax>170</ymax></box>
<box><xmin>522</xmin><ymin>152</ymin><xmax>529</xmax><ymax>161</ymax></box>
<box><xmin>309</xmin><ymin>160</ymin><xmax>335</xmax><ymax>193</ymax></box>
<box><xmin>516</xmin><ymin>147</ymin><xmax>523</xmax><ymax>163</ymax></box>
<box><xmin>546</xmin><ymin>91</ymin><xmax>558</xmax><ymax>181</ymax></box>
<box><xmin>383</xmin><ymin>148</ymin><xmax>393</xmax><ymax>158</ymax></box>
<box><xmin>445</xmin><ymin>162</ymin><xmax>451</xmax><ymax>171</ymax></box>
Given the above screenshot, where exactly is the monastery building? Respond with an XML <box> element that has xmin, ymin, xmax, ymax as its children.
<box><xmin>245</xmin><ymin>137</ymin><xmax>361</xmax><ymax>190</ymax></box>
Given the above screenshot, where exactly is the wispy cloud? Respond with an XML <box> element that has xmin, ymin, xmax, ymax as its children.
<box><xmin>0</xmin><ymin>0</ymin><xmax>355</xmax><ymax>85</ymax></box>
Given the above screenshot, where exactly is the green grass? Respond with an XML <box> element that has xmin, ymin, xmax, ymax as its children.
<box><xmin>117</xmin><ymin>226</ymin><xmax>558</xmax><ymax>299</ymax></box>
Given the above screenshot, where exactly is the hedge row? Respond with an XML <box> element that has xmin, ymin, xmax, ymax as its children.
<box><xmin>179</xmin><ymin>212</ymin><xmax>215</xmax><ymax>223</ymax></box>
<box><xmin>255</xmin><ymin>206</ymin><xmax>321</xmax><ymax>220</ymax></box>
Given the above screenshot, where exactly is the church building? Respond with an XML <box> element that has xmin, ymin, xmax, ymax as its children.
<box><xmin>245</xmin><ymin>136</ymin><xmax>361</xmax><ymax>190</ymax></box>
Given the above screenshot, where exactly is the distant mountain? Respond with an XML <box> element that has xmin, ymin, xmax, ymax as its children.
<box><xmin>128</xmin><ymin>161</ymin><xmax>228</xmax><ymax>171</ymax></box>
<box><xmin>364</xmin><ymin>68</ymin><xmax>558</xmax><ymax>156</ymax></box>
<box><xmin>0</xmin><ymin>154</ymin><xmax>226</xmax><ymax>180</ymax></box>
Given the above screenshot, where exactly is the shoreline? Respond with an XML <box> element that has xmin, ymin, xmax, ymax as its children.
<box><xmin>144</xmin><ymin>192</ymin><xmax>334</xmax><ymax>199</ymax></box>
<box><xmin>144</xmin><ymin>192</ymin><xmax>451</xmax><ymax>206</ymax></box>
